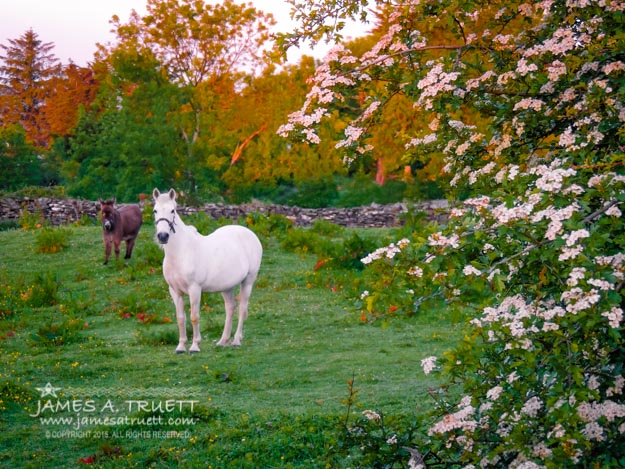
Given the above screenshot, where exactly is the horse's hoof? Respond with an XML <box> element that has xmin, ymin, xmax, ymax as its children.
<box><xmin>189</xmin><ymin>349</ymin><xmax>200</xmax><ymax>354</ymax></box>
<box><xmin>175</xmin><ymin>348</ymin><xmax>186</xmax><ymax>354</ymax></box>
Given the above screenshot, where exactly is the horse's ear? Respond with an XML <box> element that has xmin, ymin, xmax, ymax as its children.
<box><xmin>168</xmin><ymin>189</ymin><xmax>176</xmax><ymax>201</ymax></box>
<box><xmin>98</xmin><ymin>198</ymin><xmax>103</xmax><ymax>204</ymax></box>
<box><xmin>152</xmin><ymin>188</ymin><xmax>160</xmax><ymax>200</ymax></box>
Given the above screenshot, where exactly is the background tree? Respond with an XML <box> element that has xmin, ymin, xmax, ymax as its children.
<box><xmin>222</xmin><ymin>57</ymin><xmax>348</xmax><ymax>202</ymax></box>
<box><xmin>0</xmin><ymin>125</ymin><xmax>43</xmax><ymax>190</ymax></box>
<box><xmin>42</xmin><ymin>64</ymin><xmax>99</xmax><ymax>140</ymax></box>
<box><xmin>99</xmin><ymin>0</ymin><xmax>276</xmax><ymax>196</ymax></box>
<box><xmin>0</xmin><ymin>29</ymin><xmax>60</xmax><ymax>149</ymax></box>
<box><xmin>59</xmin><ymin>47</ymin><xmax>181</xmax><ymax>201</ymax></box>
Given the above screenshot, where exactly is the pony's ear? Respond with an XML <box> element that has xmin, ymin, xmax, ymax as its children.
<box><xmin>152</xmin><ymin>188</ymin><xmax>160</xmax><ymax>200</ymax></box>
<box><xmin>168</xmin><ymin>189</ymin><xmax>176</xmax><ymax>201</ymax></box>
<box><xmin>99</xmin><ymin>198</ymin><xmax>103</xmax><ymax>204</ymax></box>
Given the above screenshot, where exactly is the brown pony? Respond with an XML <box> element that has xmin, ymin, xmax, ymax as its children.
<box><xmin>99</xmin><ymin>199</ymin><xmax>143</xmax><ymax>265</ymax></box>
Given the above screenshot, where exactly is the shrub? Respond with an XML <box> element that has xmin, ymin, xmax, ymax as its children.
<box><xmin>0</xmin><ymin>219</ymin><xmax>19</xmax><ymax>231</ymax></box>
<box><xmin>280</xmin><ymin>0</ymin><xmax>625</xmax><ymax>466</ymax></box>
<box><xmin>244</xmin><ymin>212</ymin><xmax>294</xmax><ymax>239</ymax></box>
<box><xmin>35</xmin><ymin>227</ymin><xmax>72</xmax><ymax>253</ymax></box>
<box><xmin>31</xmin><ymin>314</ymin><xmax>87</xmax><ymax>346</ymax></box>
<box><xmin>18</xmin><ymin>205</ymin><xmax>44</xmax><ymax>231</ymax></box>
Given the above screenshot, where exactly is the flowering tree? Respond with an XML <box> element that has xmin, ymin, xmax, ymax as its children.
<box><xmin>279</xmin><ymin>0</ymin><xmax>624</xmax><ymax>466</ymax></box>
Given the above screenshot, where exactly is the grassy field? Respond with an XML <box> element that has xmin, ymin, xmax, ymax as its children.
<box><xmin>0</xmin><ymin>217</ymin><xmax>463</xmax><ymax>468</ymax></box>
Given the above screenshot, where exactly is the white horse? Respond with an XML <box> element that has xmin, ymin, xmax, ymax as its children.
<box><xmin>152</xmin><ymin>188</ymin><xmax>263</xmax><ymax>353</ymax></box>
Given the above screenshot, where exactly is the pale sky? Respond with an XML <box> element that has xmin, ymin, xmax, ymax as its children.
<box><xmin>0</xmin><ymin>0</ymin><xmax>369</xmax><ymax>66</ymax></box>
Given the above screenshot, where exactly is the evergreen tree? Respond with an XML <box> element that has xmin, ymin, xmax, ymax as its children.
<box><xmin>0</xmin><ymin>29</ymin><xmax>61</xmax><ymax>148</ymax></box>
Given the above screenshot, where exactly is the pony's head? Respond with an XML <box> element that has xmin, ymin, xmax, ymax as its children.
<box><xmin>99</xmin><ymin>199</ymin><xmax>117</xmax><ymax>232</ymax></box>
<box><xmin>152</xmin><ymin>188</ymin><xmax>178</xmax><ymax>244</ymax></box>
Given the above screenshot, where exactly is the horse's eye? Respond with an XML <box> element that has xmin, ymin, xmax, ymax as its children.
<box><xmin>153</xmin><ymin>209</ymin><xmax>157</xmax><ymax>214</ymax></box>
<box><xmin>171</xmin><ymin>210</ymin><xmax>174</xmax><ymax>214</ymax></box>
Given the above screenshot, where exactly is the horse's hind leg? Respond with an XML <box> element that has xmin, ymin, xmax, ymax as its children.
<box><xmin>124</xmin><ymin>237</ymin><xmax>136</xmax><ymax>259</ymax></box>
<box><xmin>217</xmin><ymin>289</ymin><xmax>236</xmax><ymax>346</ymax></box>
<box><xmin>170</xmin><ymin>287</ymin><xmax>187</xmax><ymax>354</ymax></box>
<box><xmin>232</xmin><ymin>277</ymin><xmax>255</xmax><ymax>346</ymax></box>
<box><xmin>188</xmin><ymin>285</ymin><xmax>202</xmax><ymax>353</ymax></box>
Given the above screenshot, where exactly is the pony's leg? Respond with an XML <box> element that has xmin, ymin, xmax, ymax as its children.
<box><xmin>232</xmin><ymin>278</ymin><xmax>255</xmax><ymax>346</ymax></box>
<box><xmin>170</xmin><ymin>286</ymin><xmax>187</xmax><ymax>354</ymax></box>
<box><xmin>124</xmin><ymin>238</ymin><xmax>136</xmax><ymax>259</ymax></box>
<box><xmin>103</xmin><ymin>237</ymin><xmax>112</xmax><ymax>265</ymax></box>
<box><xmin>114</xmin><ymin>240</ymin><xmax>121</xmax><ymax>260</ymax></box>
<box><xmin>217</xmin><ymin>289</ymin><xmax>236</xmax><ymax>346</ymax></box>
<box><xmin>188</xmin><ymin>285</ymin><xmax>202</xmax><ymax>353</ymax></box>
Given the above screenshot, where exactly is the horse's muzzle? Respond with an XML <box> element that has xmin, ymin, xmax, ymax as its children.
<box><xmin>157</xmin><ymin>232</ymin><xmax>170</xmax><ymax>244</ymax></box>
<box><xmin>103</xmin><ymin>220</ymin><xmax>113</xmax><ymax>231</ymax></box>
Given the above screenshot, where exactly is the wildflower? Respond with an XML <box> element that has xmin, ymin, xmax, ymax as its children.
<box><xmin>486</xmin><ymin>385</ymin><xmax>503</xmax><ymax>401</ymax></box>
<box><xmin>521</xmin><ymin>396</ymin><xmax>543</xmax><ymax>417</ymax></box>
<box><xmin>362</xmin><ymin>409</ymin><xmax>381</xmax><ymax>421</ymax></box>
<box><xmin>463</xmin><ymin>265</ymin><xmax>482</xmax><ymax>276</ymax></box>
<box><xmin>421</xmin><ymin>356</ymin><xmax>437</xmax><ymax>375</ymax></box>
<box><xmin>602</xmin><ymin>307</ymin><xmax>623</xmax><ymax>328</ymax></box>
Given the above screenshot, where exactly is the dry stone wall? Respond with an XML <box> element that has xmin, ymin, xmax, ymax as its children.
<box><xmin>0</xmin><ymin>197</ymin><xmax>448</xmax><ymax>228</ymax></box>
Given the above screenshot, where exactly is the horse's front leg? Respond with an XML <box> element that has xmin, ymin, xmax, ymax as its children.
<box><xmin>217</xmin><ymin>289</ymin><xmax>236</xmax><ymax>346</ymax></box>
<box><xmin>170</xmin><ymin>286</ymin><xmax>187</xmax><ymax>354</ymax></box>
<box><xmin>103</xmin><ymin>236</ymin><xmax>112</xmax><ymax>265</ymax></box>
<box><xmin>188</xmin><ymin>285</ymin><xmax>202</xmax><ymax>353</ymax></box>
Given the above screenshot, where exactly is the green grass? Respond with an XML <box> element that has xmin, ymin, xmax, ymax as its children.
<box><xmin>0</xmin><ymin>222</ymin><xmax>463</xmax><ymax>468</ymax></box>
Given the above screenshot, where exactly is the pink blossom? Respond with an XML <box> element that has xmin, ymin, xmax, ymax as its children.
<box><xmin>416</xmin><ymin>63</ymin><xmax>460</xmax><ymax>105</ymax></box>
<box><xmin>486</xmin><ymin>385</ymin><xmax>503</xmax><ymax>400</ymax></box>
<box><xmin>521</xmin><ymin>396</ymin><xmax>543</xmax><ymax>417</ymax></box>
<box><xmin>428</xmin><ymin>395</ymin><xmax>477</xmax><ymax>435</ymax></box>
<box><xmin>602</xmin><ymin>61</ymin><xmax>625</xmax><ymax>74</ymax></box>
<box><xmin>587</xmin><ymin>278</ymin><xmax>614</xmax><ymax>290</ymax></box>
<box><xmin>602</xmin><ymin>307</ymin><xmax>623</xmax><ymax>328</ymax></box>
<box><xmin>428</xmin><ymin>232</ymin><xmax>460</xmax><ymax>248</ymax></box>
<box><xmin>517</xmin><ymin>58</ymin><xmax>538</xmax><ymax>76</ymax></box>
<box><xmin>463</xmin><ymin>196</ymin><xmax>491</xmax><ymax>210</ymax></box>
<box><xmin>605</xmin><ymin>204</ymin><xmax>622</xmax><ymax>217</ymax></box>
<box><xmin>607</xmin><ymin>376</ymin><xmax>624</xmax><ymax>397</ymax></box>
<box><xmin>546</xmin><ymin>60</ymin><xmax>567</xmax><ymax>81</ymax></box>
<box><xmin>561</xmin><ymin>287</ymin><xmax>601</xmax><ymax>314</ymax></box>
<box><xmin>362</xmin><ymin>409</ymin><xmax>381</xmax><ymax>421</ymax></box>
<box><xmin>563</xmin><ymin>229</ymin><xmax>590</xmax><ymax>247</ymax></box>
<box><xmin>421</xmin><ymin>356</ymin><xmax>438</xmax><ymax>374</ymax></box>
<box><xmin>558</xmin><ymin>127</ymin><xmax>577</xmax><ymax>148</ymax></box>
<box><xmin>524</xmin><ymin>27</ymin><xmax>579</xmax><ymax>57</ymax></box>
<box><xmin>335</xmin><ymin>125</ymin><xmax>365</xmax><ymax>149</ymax></box>
<box><xmin>463</xmin><ymin>265</ymin><xmax>482</xmax><ymax>276</ymax></box>
<box><xmin>513</xmin><ymin>98</ymin><xmax>545</xmax><ymax>111</ymax></box>
<box><xmin>582</xmin><ymin>422</ymin><xmax>605</xmax><ymax>441</ymax></box>
<box><xmin>567</xmin><ymin>267</ymin><xmax>587</xmax><ymax>287</ymax></box>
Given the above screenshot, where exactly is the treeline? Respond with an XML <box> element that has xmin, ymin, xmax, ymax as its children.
<box><xmin>0</xmin><ymin>0</ymin><xmax>442</xmax><ymax>206</ymax></box>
